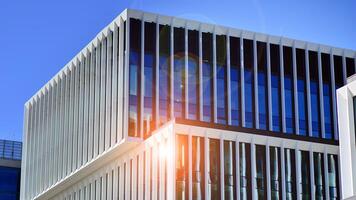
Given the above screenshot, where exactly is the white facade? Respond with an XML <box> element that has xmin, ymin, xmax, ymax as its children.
<box><xmin>21</xmin><ymin>9</ymin><xmax>356</xmax><ymax>200</ymax></box>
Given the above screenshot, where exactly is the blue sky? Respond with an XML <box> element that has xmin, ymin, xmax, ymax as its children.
<box><xmin>0</xmin><ymin>0</ymin><xmax>355</xmax><ymax>142</ymax></box>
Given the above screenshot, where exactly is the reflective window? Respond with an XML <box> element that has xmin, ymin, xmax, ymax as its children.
<box><xmin>174</xmin><ymin>27</ymin><xmax>185</xmax><ymax>119</ymax></box>
<box><xmin>230</xmin><ymin>37</ymin><xmax>241</xmax><ymax>126</ymax></box>
<box><xmin>0</xmin><ymin>167</ymin><xmax>21</xmax><ymax>200</ymax></box>
<box><xmin>216</xmin><ymin>35</ymin><xmax>227</xmax><ymax>124</ymax></box>
<box><xmin>244</xmin><ymin>39</ymin><xmax>255</xmax><ymax>128</ymax></box>
<box><xmin>283</xmin><ymin>47</ymin><xmax>295</xmax><ymax>134</ymax></box>
<box><xmin>309</xmin><ymin>51</ymin><xmax>321</xmax><ymax>138</ymax></box>
<box><xmin>176</xmin><ymin>135</ymin><xmax>188</xmax><ymax>200</ymax></box>
<box><xmin>270</xmin><ymin>147</ymin><xmax>281</xmax><ymax>200</ymax></box>
<box><xmin>299</xmin><ymin>150</ymin><xmax>311</xmax><ymax>199</ymax></box>
<box><xmin>209</xmin><ymin>139</ymin><xmax>221</xmax><ymax>199</ymax></box>
<box><xmin>202</xmin><ymin>33</ymin><xmax>213</xmax><ymax>122</ymax></box>
<box><xmin>224</xmin><ymin>140</ymin><xmax>236</xmax><ymax>200</ymax></box>
<box><xmin>159</xmin><ymin>25</ymin><xmax>171</xmax><ymax>125</ymax></box>
<box><xmin>129</xmin><ymin>19</ymin><xmax>141</xmax><ymax>137</ymax></box>
<box><xmin>187</xmin><ymin>30</ymin><xmax>199</xmax><ymax>120</ymax></box>
<box><xmin>143</xmin><ymin>22</ymin><xmax>156</xmax><ymax>138</ymax></box>
<box><xmin>240</xmin><ymin>143</ymin><xmax>252</xmax><ymax>199</ymax></box>
<box><xmin>313</xmin><ymin>152</ymin><xmax>325</xmax><ymax>199</ymax></box>
<box><xmin>257</xmin><ymin>42</ymin><xmax>268</xmax><ymax>130</ymax></box>
<box><xmin>192</xmin><ymin>137</ymin><xmax>205</xmax><ymax>199</ymax></box>
<box><xmin>346</xmin><ymin>57</ymin><xmax>355</xmax><ymax>77</ymax></box>
<box><xmin>270</xmin><ymin>44</ymin><xmax>281</xmax><ymax>132</ymax></box>
<box><xmin>255</xmin><ymin>145</ymin><xmax>267</xmax><ymax>199</ymax></box>
<box><xmin>333</xmin><ymin>55</ymin><xmax>344</xmax><ymax>89</ymax></box>
<box><xmin>285</xmin><ymin>148</ymin><xmax>296</xmax><ymax>200</ymax></box>
<box><xmin>321</xmin><ymin>53</ymin><xmax>334</xmax><ymax>139</ymax></box>
<box><xmin>328</xmin><ymin>154</ymin><xmax>339</xmax><ymax>200</ymax></box>
<box><xmin>296</xmin><ymin>49</ymin><xmax>308</xmax><ymax>136</ymax></box>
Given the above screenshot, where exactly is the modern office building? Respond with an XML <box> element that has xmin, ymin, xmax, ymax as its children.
<box><xmin>21</xmin><ymin>9</ymin><xmax>356</xmax><ymax>200</ymax></box>
<box><xmin>0</xmin><ymin>139</ymin><xmax>22</xmax><ymax>200</ymax></box>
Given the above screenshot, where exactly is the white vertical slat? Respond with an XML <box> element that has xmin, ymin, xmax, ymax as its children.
<box><xmin>51</xmin><ymin>81</ymin><xmax>58</xmax><ymax>186</ymax></box>
<box><xmin>82</xmin><ymin>53</ymin><xmax>89</xmax><ymax>164</ymax></box>
<box><xmin>220</xmin><ymin>137</ymin><xmax>225</xmax><ymax>200</ymax></box>
<box><xmin>138</xmin><ymin>152</ymin><xmax>144</xmax><ymax>200</ymax></box>
<box><xmin>329</xmin><ymin>50</ymin><xmax>338</xmax><ymax>140</ymax></box>
<box><xmin>292</xmin><ymin>44</ymin><xmax>300</xmax><ymax>135</ymax></box>
<box><xmin>45</xmin><ymin>87</ymin><xmax>51</xmax><ymax>190</ymax></box>
<box><xmin>317</xmin><ymin>48</ymin><xmax>326</xmax><ymax>138</ymax></box>
<box><xmin>95</xmin><ymin>178</ymin><xmax>101</xmax><ymax>200</ymax></box>
<box><xmin>119</xmin><ymin>164</ymin><xmax>125</xmax><ymax>200</ymax></box>
<box><xmin>253</xmin><ymin>37</ymin><xmax>259</xmax><ymax>129</ymax></box>
<box><xmin>72</xmin><ymin>60</ymin><xmax>79</xmax><ymax>171</ymax></box>
<box><xmin>105</xmin><ymin>31</ymin><xmax>113</xmax><ymax>150</ymax></box>
<box><xmin>87</xmin><ymin>50</ymin><xmax>94</xmax><ymax>161</ymax></box>
<box><xmin>21</xmin><ymin>103</ymin><xmax>29</xmax><ymax>199</ymax></box>
<box><xmin>251</xmin><ymin>139</ymin><xmax>257</xmax><ymax>200</ymax></box>
<box><xmin>152</xmin><ymin>146</ymin><xmax>158</xmax><ymax>200</ymax></box>
<box><xmin>99</xmin><ymin>37</ymin><xmax>107</xmax><ymax>154</ymax></box>
<box><xmin>266</xmin><ymin>142</ymin><xmax>271</xmax><ymax>200</ymax></box>
<box><xmin>204</xmin><ymin>136</ymin><xmax>209</xmax><ymax>200</ymax></box>
<box><xmin>281</xmin><ymin>142</ymin><xmax>286</xmax><ymax>200</ymax></box>
<box><xmin>132</xmin><ymin>157</ymin><xmax>138</xmax><ymax>200</ymax></box>
<box><xmin>79</xmin><ymin>55</ymin><xmax>85</xmax><ymax>168</ymax></box>
<box><xmin>124</xmin><ymin>18</ymin><xmax>130</xmax><ymax>140</ymax></box>
<box><xmin>93</xmin><ymin>41</ymin><xmax>101</xmax><ymax>158</ymax></box>
<box><xmin>296</xmin><ymin>146</ymin><xmax>301</xmax><ymax>200</ymax></box>
<box><xmin>240</xmin><ymin>36</ymin><xmax>245</xmax><ymax>127</ymax></box>
<box><xmin>279</xmin><ymin>41</ymin><xmax>286</xmax><ymax>133</ymax></box>
<box><xmin>117</xmin><ymin>18</ymin><xmax>124</xmax><ymax>142</ymax></box>
<box><xmin>342</xmin><ymin>51</ymin><xmax>347</xmax><ymax>84</ymax></box>
<box><xmin>213</xmin><ymin>29</ymin><xmax>217</xmax><ymax>123</ymax></box>
<box><xmin>145</xmin><ymin>149</ymin><xmax>151</xmax><ymax>200</ymax></box>
<box><xmin>111</xmin><ymin>24</ymin><xmax>119</xmax><ymax>146</ymax></box>
<box><xmin>309</xmin><ymin>148</ymin><xmax>315</xmax><ymax>200</ymax></box>
<box><xmin>64</xmin><ymin>69</ymin><xmax>71</xmax><ymax>175</ymax></box>
<box><xmin>235</xmin><ymin>139</ymin><xmax>240</xmax><ymax>200</ymax></box>
<box><xmin>68</xmin><ymin>67</ymin><xmax>74</xmax><ymax>172</ymax></box>
<box><xmin>227</xmin><ymin>33</ymin><xmax>232</xmax><ymax>125</ymax></box>
<box><xmin>188</xmin><ymin>133</ymin><xmax>193</xmax><ymax>200</ymax></box>
<box><xmin>107</xmin><ymin>169</ymin><xmax>113</xmax><ymax>200</ymax></box>
<box><xmin>305</xmin><ymin>46</ymin><xmax>312</xmax><ymax>137</ymax></box>
<box><xmin>184</xmin><ymin>25</ymin><xmax>189</xmax><ymax>119</ymax></box>
<box><xmin>323</xmin><ymin>150</ymin><xmax>330</xmax><ymax>200</ymax></box>
<box><xmin>37</xmin><ymin>92</ymin><xmax>44</xmax><ymax>194</ymax></box>
<box><xmin>267</xmin><ymin>39</ymin><xmax>273</xmax><ymax>131</ymax></box>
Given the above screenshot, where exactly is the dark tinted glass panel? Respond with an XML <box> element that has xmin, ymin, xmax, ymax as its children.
<box><xmin>284</xmin><ymin>47</ymin><xmax>295</xmax><ymax>134</ymax></box>
<box><xmin>256</xmin><ymin>145</ymin><xmax>267</xmax><ymax>199</ymax></box>
<box><xmin>313</xmin><ymin>152</ymin><xmax>325</xmax><ymax>199</ymax></box>
<box><xmin>188</xmin><ymin>30</ymin><xmax>199</xmax><ymax>120</ymax></box>
<box><xmin>257</xmin><ymin>42</ymin><xmax>268</xmax><ymax>130</ymax></box>
<box><xmin>285</xmin><ymin>149</ymin><xmax>296</xmax><ymax>200</ymax></box>
<box><xmin>309</xmin><ymin>50</ymin><xmax>321</xmax><ymax>138</ymax></box>
<box><xmin>129</xmin><ymin>19</ymin><xmax>141</xmax><ymax>137</ymax></box>
<box><xmin>240</xmin><ymin>143</ymin><xmax>252</xmax><ymax>199</ymax></box>
<box><xmin>192</xmin><ymin>137</ymin><xmax>205</xmax><ymax>199</ymax></box>
<box><xmin>176</xmin><ymin>135</ymin><xmax>189</xmax><ymax>200</ymax></box>
<box><xmin>230</xmin><ymin>37</ymin><xmax>241</xmax><ymax>126</ymax></box>
<box><xmin>270</xmin><ymin>147</ymin><xmax>282</xmax><ymax>200</ymax></box>
<box><xmin>202</xmin><ymin>33</ymin><xmax>213</xmax><ymax>122</ymax></box>
<box><xmin>296</xmin><ymin>49</ymin><xmax>308</xmax><ymax>136</ymax></box>
<box><xmin>328</xmin><ymin>154</ymin><xmax>339</xmax><ymax>200</ymax></box>
<box><xmin>224</xmin><ymin>140</ymin><xmax>236</xmax><ymax>200</ymax></box>
<box><xmin>159</xmin><ymin>25</ymin><xmax>170</xmax><ymax>125</ymax></box>
<box><xmin>321</xmin><ymin>53</ymin><xmax>334</xmax><ymax>139</ymax></box>
<box><xmin>300</xmin><ymin>151</ymin><xmax>311</xmax><ymax>199</ymax></box>
<box><xmin>346</xmin><ymin>57</ymin><xmax>355</xmax><ymax>77</ymax></box>
<box><xmin>333</xmin><ymin>55</ymin><xmax>343</xmax><ymax>88</ymax></box>
<box><xmin>0</xmin><ymin>167</ymin><xmax>20</xmax><ymax>200</ymax></box>
<box><xmin>143</xmin><ymin>22</ymin><xmax>156</xmax><ymax>138</ymax></box>
<box><xmin>174</xmin><ymin>27</ymin><xmax>185</xmax><ymax>118</ymax></box>
<box><xmin>270</xmin><ymin>44</ymin><xmax>281</xmax><ymax>132</ymax></box>
<box><xmin>244</xmin><ymin>39</ymin><xmax>254</xmax><ymax>128</ymax></box>
<box><xmin>216</xmin><ymin>35</ymin><xmax>227</xmax><ymax>124</ymax></box>
<box><xmin>209</xmin><ymin>139</ymin><xmax>221</xmax><ymax>199</ymax></box>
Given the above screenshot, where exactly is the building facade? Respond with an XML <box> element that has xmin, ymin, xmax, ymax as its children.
<box><xmin>21</xmin><ymin>9</ymin><xmax>356</xmax><ymax>200</ymax></box>
<box><xmin>0</xmin><ymin>139</ymin><xmax>22</xmax><ymax>200</ymax></box>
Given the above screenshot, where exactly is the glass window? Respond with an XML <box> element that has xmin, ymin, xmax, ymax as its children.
<box><xmin>313</xmin><ymin>152</ymin><xmax>325</xmax><ymax>199</ymax></box>
<box><xmin>159</xmin><ymin>25</ymin><xmax>171</xmax><ymax>126</ymax></box>
<box><xmin>129</xmin><ymin>19</ymin><xmax>141</xmax><ymax>137</ymax></box>
<box><xmin>192</xmin><ymin>137</ymin><xmax>205</xmax><ymax>199</ymax></box>
<box><xmin>187</xmin><ymin>30</ymin><xmax>199</xmax><ymax>120</ymax></box>
<box><xmin>240</xmin><ymin>142</ymin><xmax>252</xmax><ymax>200</ymax></box>
<box><xmin>299</xmin><ymin>150</ymin><xmax>311</xmax><ymax>199</ymax></box>
<box><xmin>285</xmin><ymin>148</ymin><xmax>296</xmax><ymax>200</ymax></box>
<box><xmin>334</xmin><ymin>55</ymin><xmax>344</xmax><ymax>89</ymax></box>
<box><xmin>270</xmin><ymin>147</ymin><xmax>281</xmax><ymax>200</ymax></box>
<box><xmin>257</xmin><ymin>42</ymin><xmax>268</xmax><ymax>130</ymax></box>
<box><xmin>230</xmin><ymin>36</ymin><xmax>241</xmax><ymax>126</ymax></box>
<box><xmin>296</xmin><ymin>49</ymin><xmax>309</xmax><ymax>136</ymax></box>
<box><xmin>176</xmin><ymin>135</ymin><xmax>189</xmax><ymax>200</ymax></box>
<box><xmin>174</xmin><ymin>27</ymin><xmax>185</xmax><ymax>119</ymax></box>
<box><xmin>143</xmin><ymin>22</ymin><xmax>156</xmax><ymax>138</ymax></box>
<box><xmin>255</xmin><ymin>145</ymin><xmax>267</xmax><ymax>199</ymax></box>
<box><xmin>283</xmin><ymin>47</ymin><xmax>295</xmax><ymax>134</ymax></box>
<box><xmin>346</xmin><ymin>57</ymin><xmax>355</xmax><ymax>77</ymax></box>
<box><xmin>209</xmin><ymin>139</ymin><xmax>221</xmax><ymax>199</ymax></box>
<box><xmin>202</xmin><ymin>32</ymin><xmax>213</xmax><ymax>122</ymax></box>
<box><xmin>224</xmin><ymin>140</ymin><xmax>236</xmax><ymax>200</ymax></box>
<box><xmin>321</xmin><ymin>53</ymin><xmax>334</xmax><ymax>139</ymax></box>
<box><xmin>270</xmin><ymin>44</ymin><xmax>281</xmax><ymax>132</ymax></box>
<box><xmin>244</xmin><ymin>39</ymin><xmax>255</xmax><ymax>128</ymax></box>
<box><xmin>216</xmin><ymin>35</ymin><xmax>227</xmax><ymax>124</ymax></box>
<box><xmin>328</xmin><ymin>154</ymin><xmax>339</xmax><ymax>200</ymax></box>
<box><xmin>309</xmin><ymin>51</ymin><xmax>321</xmax><ymax>138</ymax></box>
<box><xmin>0</xmin><ymin>167</ymin><xmax>21</xmax><ymax>200</ymax></box>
